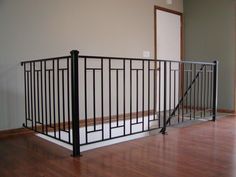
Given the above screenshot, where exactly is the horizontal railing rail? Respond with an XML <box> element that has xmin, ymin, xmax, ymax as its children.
<box><xmin>21</xmin><ymin>55</ymin><xmax>71</xmax><ymax>65</ymax></box>
<box><xmin>21</xmin><ymin>50</ymin><xmax>218</xmax><ymax>157</ymax></box>
<box><xmin>21</xmin><ymin>55</ymin><xmax>216</xmax><ymax>66</ymax></box>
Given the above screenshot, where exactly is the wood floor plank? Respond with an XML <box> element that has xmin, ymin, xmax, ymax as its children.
<box><xmin>0</xmin><ymin>116</ymin><xmax>236</xmax><ymax>177</ymax></box>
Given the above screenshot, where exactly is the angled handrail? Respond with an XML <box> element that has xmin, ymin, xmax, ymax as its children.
<box><xmin>160</xmin><ymin>64</ymin><xmax>206</xmax><ymax>133</ymax></box>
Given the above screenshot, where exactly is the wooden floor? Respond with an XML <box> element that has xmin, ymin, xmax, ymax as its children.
<box><xmin>1</xmin><ymin>115</ymin><xmax>236</xmax><ymax>177</ymax></box>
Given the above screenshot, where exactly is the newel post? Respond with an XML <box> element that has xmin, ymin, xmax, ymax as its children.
<box><xmin>212</xmin><ymin>60</ymin><xmax>218</xmax><ymax>121</ymax></box>
<box><xmin>162</xmin><ymin>62</ymin><xmax>167</xmax><ymax>134</ymax></box>
<box><xmin>71</xmin><ymin>50</ymin><xmax>80</xmax><ymax>156</ymax></box>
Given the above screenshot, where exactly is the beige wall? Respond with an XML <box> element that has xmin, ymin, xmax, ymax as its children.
<box><xmin>0</xmin><ymin>0</ymin><xmax>183</xmax><ymax>130</ymax></box>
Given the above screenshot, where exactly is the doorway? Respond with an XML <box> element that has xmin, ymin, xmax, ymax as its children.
<box><xmin>154</xmin><ymin>6</ymin><xmax>183</xmax><ymax>112</ymax></box>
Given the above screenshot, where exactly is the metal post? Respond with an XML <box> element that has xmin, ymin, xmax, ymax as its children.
<box><xmin>71</xmin><ymin>50</ymin><xmax>80</xmax><ymax>156</ymax></box>
<box><xmin>162</xmin><ymin>62</ymin><xmax>167</xmax><ymax>134</ymax></box>
<box><xmin>212</xmin><ymin>60</ymin><xmax>218</xmax><ymax>121</ymax></box>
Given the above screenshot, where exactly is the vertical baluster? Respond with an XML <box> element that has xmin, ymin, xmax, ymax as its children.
<box><xmin>190</xmin><ymin>64</ymin><xmax>193</xmax><ymax>120</ymax></box>
<box><xmin>186</xmin><ymin>68</ymin><xmax>188</xmax><ymax>114</ymax></box>
<box><xmin>23</xmin><ymin>63</ymin><xmax>27</xmax><ymax>127</ymax></box>
<box><xmin>44</xmin><ymin>61</ymin><xmax>48</xmax><ymax>134</ymax></box>
<box><xmin>178</xmin><ymin>63</ymin><xmax>180</xmax><ymax>123</ymax></box>
<box><xmin>130</xmin><ymin>60</ymin><xmax>132</xmax><ymax>134</ymax></box>
<box><xmin>210</xmin><ymin>65</ymin><xmax>213</xmax><ymax>115</ymax></box>
<box><xmin>158</xmin><ymin>62</ymin><xmax>161</xmax><ymax>127</ymax></box>
<box><xmin>30</xmin><ymin>62</ymin><xmax>34</xmax><ymax>129</ymax></box>
<box><xmin>67</xmin><ymin>58</ymin><xmax>71</xmax><ymax>143</ymax></box>
<box><xmin>204</xmin><ymin>66</ymin><xmax>207</xmax><ymax>117</ymax></box>
<box><xmin>206</xmin><ymin>67</ymin><xmax>209</xmax><ymax>114</ymax></box>
<box><xmin>200</xmin><ymin>66</ymin><xmax>203</xmax><ymax>117</ymax></box>
<box><xmin>154</xmin><ymin>62</ymin><xmax>157</xmax><ymax>122</ymax></box>
<box><xmin>142</xmin><ymin>60</ymin><xmax>145</xmax><ymax>131</ymax></box>
<box><xmin>101</xmin><ymin>59</ymin><xmax>104</xmax><ymax>140</ymax></box>
<box><xmin>193</xmin><ymin>64</ymin><xmax>196</xmax><ymax>119</ymax></box>
<box><xmin>169</xmin><ymin>62</ymin><xmax>171</xmax><ymax>125</ymax></box>
<box><xmin>93</xmin><ymin>69</ymin><xmax>96</xmax><ymax>130</ymax></box>
<box><xmin>181</xmin><ymin>63</ymin><xmax>184</xmax><ymax>122</ymax></box>
<box><xmin>197</xmin><ymin>66</ymin><xmax>200</xmax><ymax>113</ymax></box>
<box><xmin>37</xmin><ymin>70</ymin><xmax>40</xmax><ymax>125</ymax></box>
<box><xmin>109</xmin><ymin>59</ymin><xmax>112</xmax><ymax>138</ymax></box>
<box><xmin>123</xmin><ymin>60</ymin><xmax>126</xmax><ymax>135</ymax></box>
<box><xmin>62</xmin><ymin>69</ymin><xmax>65</xmax><ymax>131</ymax></box>
<box><xmin>53</xmin><ymin>60</ymin><xmax>56</xmax><ymax>136</ymax></box>
<box><xmin>48</xmin><ymin>70</ymin><xmax>52</xmax><ymax>128</ymax></box>
<box><xmin>174</xmin><ymin>70</ymin><xmax>176</xmax><ymax>117</ymax></box>
<box><xmin>148</xmin><ymin>61</ymin><xmax>150</xmax><ymax>129</ymax></box>
<box><xmin>212</xmin><ymin>61</ymin><xmax>218</xmax><ymax>121</ymax></box>
<box><xmin>27</xmin><ymin>70</ymin><xmax>30</xmax><ymax>124</ymax></box>
<box><xmin>136</xmin><ymin>70</ymin><xmax>138</xmax><ymax>123</ymax></box>
<box><xmin>84</xmin><ymin>58</ymin><xmax>88</xmax><ymax>143</ymax></box>
<box><xmin>57</xmin><ymin>59</ymin><xmax>61</xmax><ymax>139</ymax></box>
<box><xmin>162</xmin><ymin>62</ymin><xmax>167</xmax><ymax>134</ymax></box>
<box><xmin>116</xmin><ymin>69</ymin><xmax>119</xmax><ymax>127</ymax></box>
<box><xmin>40</xmin><ymin>61</ymin><xmax>44</xmax><ymax>132</ymax></box>
<box><xmin>33</xmin><ymin>62</ymin><xmax>37</xmax><ymax>130</ymax></box>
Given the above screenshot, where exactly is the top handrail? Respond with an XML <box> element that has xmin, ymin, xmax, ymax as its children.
<box><xmin>79</xmin><ymin>55</ymin><xmax>216</xmax><ymax>65</ymax></box>
<box><xmin>20</xmin><ymin>55</ymin><xmax>71</xmax><ymax>65</ymax></box>
<box><xmin>20</xmin><ymin>53</ymin><xmax>217</xmax><ymax>66</ymax></box>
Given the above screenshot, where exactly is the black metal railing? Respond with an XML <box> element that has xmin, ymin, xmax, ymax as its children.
<box><xmin>21</xmin><ymin>55</ymin><xmax>74</xmax><ymax>145</ymax></box>
<box><xmin>21</xmin><ymin>50</ymin><xmax>218</xmax><ymax>156</ymax></box>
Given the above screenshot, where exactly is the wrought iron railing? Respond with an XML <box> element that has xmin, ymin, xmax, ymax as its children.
<box><xmin>21</xmin><ymin>50</ymin><xmax>218</xmax><ymax>156</ymax></box>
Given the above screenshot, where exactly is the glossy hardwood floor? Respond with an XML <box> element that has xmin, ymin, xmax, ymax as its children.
<box><xmin>1</xmin><ymin>115</ymin><xmax>236</xmax><ymax>177</ymax></box>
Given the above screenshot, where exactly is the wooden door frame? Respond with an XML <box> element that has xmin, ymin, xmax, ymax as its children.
<box><xmin>154</xmin><ymin>6</ymin><xmax>184</xmax><ymax>104</ymax></box>
<box><xmin>154</xmin><ymin>6</ymin><xmax>183</xmax><ymax>61</ymax></box>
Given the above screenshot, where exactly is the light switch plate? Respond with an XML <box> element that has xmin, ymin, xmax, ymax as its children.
<box><xmin>166</xmin><ymin>0</ymin><xmax>172</xmax><ymax>5</ymax></box>
<box><xmin>143</xmin><ymin>51</ymin><xmax>150</xmax><ymax>58</ymax></box>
